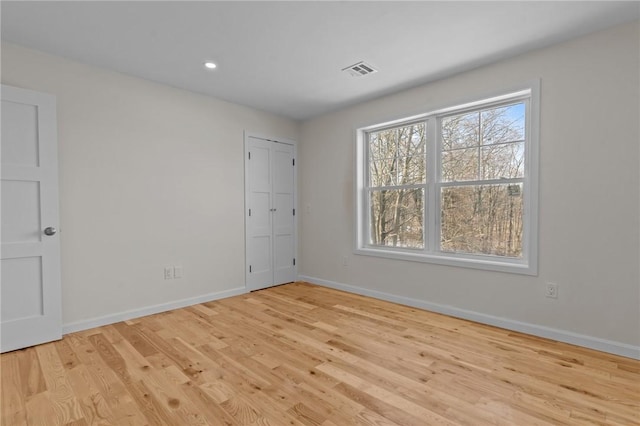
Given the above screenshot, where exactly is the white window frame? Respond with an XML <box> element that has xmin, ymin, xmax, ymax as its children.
<box><xmin>355</xmin><ymin>82</ymin><xmax>540</xmax><ymax>275</ymax></box>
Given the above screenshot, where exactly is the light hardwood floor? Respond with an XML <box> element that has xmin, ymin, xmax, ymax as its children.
<box><xmin>2</xmin><ymin>282</ymin><xmax>639</xmax><ymax>425</ymax></box>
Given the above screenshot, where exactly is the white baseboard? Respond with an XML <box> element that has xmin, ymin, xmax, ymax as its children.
<box><xmin>62</xmin><ymin>287</ymin><xmax>247</xmax><ymax>335</ymax></box>
<box><xmin>299</xmin><ymin>275</ymin><xmax>640</xmax><ymax>360</ymax></box>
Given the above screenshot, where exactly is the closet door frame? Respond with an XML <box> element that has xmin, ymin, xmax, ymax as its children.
<box><xmin>244</xmin><ymin>132</ymin><xmax>298</xmax><ymax>291</ymax></box>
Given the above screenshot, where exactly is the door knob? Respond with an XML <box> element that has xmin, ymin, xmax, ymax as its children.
<box><xmin>44</xmin><ymin>227</ymin><xmax>57</xmax><ymax>236</ymax></box>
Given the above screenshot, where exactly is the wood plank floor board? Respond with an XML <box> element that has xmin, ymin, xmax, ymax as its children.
<box><xmin>200</xmin><ymin>310</ymin><xmax>328</xmax><ymax>371</ymax></box>
<box><xmin>34</xmin><ymin>343</ymin><xmax>85</xmax><ymax>424</ymax></box>
<box><xmin>64</xmin><ymin>363</ymin><xmax>117</xmax><ymax>426</ymax></box>
<box><xmin>54</xmin><ymin>340</ymin><xmax>82</xmax><ymax>372</ymax></box>
<box><xmin>269</xmin><ymin>365</ymin><xmax>361</xmax><ymax>426</ymax></box>
<box><xmin>1</xmin><ymin>351</ymin><xmax>28</xmax><ymax>426</ymax></box>
<box><xmin>64</xmin><ymin>333</ymin><xmax>146</xmax><ymax>425</ymax></box>
<box><xmin>318</xmin><ymin>359</ymin><xmax>497</xmax><ymax>425</ymax></box>
<box><xmin>332</xmin><ymin>381</ymin><xmax>432</xmax><ymax>426</ymax></box>
<box><xmin>2</xmin><ymin>282</ymin><xmax>638</xmax><ymax>425</ymax></box>
<box><xmin>24</xmin><ymin>391</ymin><xmax>58</xmax><ymax>426</ymax></box>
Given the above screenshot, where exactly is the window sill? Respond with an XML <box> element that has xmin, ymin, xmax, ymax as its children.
<box><xmin>354</xmin><ymin>247</ymin><xmax>537</xmax><ymax>276</ymax></box>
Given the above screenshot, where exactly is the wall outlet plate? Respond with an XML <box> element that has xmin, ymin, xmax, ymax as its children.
<box><xmin>164</xmin><ymin>267</ymin><xmax>173</xmax><ymax>280</ymax></box>
<box><xmin>546</xmin><ymin>282</ymin><xmax>558</xmax><ymax>299</ymax></box>
<box><xmin>173</xmin><ymin>265</ymin><xmax>183</xmax><ymax>279</ymax></box>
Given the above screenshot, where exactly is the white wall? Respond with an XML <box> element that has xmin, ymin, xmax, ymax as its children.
<box><xmin>299</xmin><ymin>22</ymin><xmax>640</xmax><ymax>352</ymax></box>
<box><xmin>1</xmin><ymin>42</ymin><xmax>299</xmax><ymax>328</ymax></box>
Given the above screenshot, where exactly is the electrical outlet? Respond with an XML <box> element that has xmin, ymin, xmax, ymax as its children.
<box><xmin>342</xmin><ymin>256</ymin><xmax>348</xmax><ymax>267</ymax></box>
<box><xmin>164</xmin><ymin>267</ymin><xmax>173</xmax><ymax>280</ymax></box>
<box><xmin>173</xmin><ymin>265</ymin><xmax>183</xmax><ymax>279</ymax></box>
<box><xmin>545</xmin><ymin>282</ymin><xmax>558</xmax><ymax>299</ymax></box>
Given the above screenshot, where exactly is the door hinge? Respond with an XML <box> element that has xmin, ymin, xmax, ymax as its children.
<box><xmin>293</xmin><ymin>258</ymin><xmax>296</xmax><ymax>266</ymax></box>
<box><xmin>292</xmin><ymin>158</ymin><xmax>295</xmax><ymax>166</ymax></box>
<box><xmin>293</xmin><ymin>208</ymin><xmax>295</xmax><ymax>216</ymax></box>
<box><xmin>249</xmin><ymin>208</ymin><xmax>251</xmax><ymax>217</ymax></box>
<box><xmin>249</xmin><ymin>265</ymin><xmax>252</xmax><ymax>273</ymax></box>
<box><xmin>248</xmin><ymin>152</ymin><xmax>251</xmax><ymax>160</ymax></box>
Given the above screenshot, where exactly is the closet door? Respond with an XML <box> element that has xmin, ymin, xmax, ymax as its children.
<box><xmin>272</xmin><ymin>143</ymin><xmax>296</xmax><ymax>285</ymax></box>
<box><xmin>246</xmin><ymin>137</ymin><xmax>273</xmax><ymax>290</ymax></box>
<box><xmin>245</xmin><ymin>135</ymin><xmax>296</xmax><ymax>291</ymax></box>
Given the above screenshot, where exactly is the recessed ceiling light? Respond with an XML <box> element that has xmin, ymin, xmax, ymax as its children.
<box><xmin>204</xmin><ymin>61</ymin><xmax>217</xmax><ymax>70</ymax></box>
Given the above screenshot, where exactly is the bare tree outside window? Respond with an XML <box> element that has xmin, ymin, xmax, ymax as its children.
<box><xmin>441</xmin><ymin>184</ymin><xmax>523</xmax><ymax>257</ymax></box>
<box><xmin>366</xmin><ymin>102</ymin><xmax>525</xmax><ymax>257</ymax></box>
<box><xmin>440</xmin><ymin>103</ymin><xmax>525</xmax><ymax>257</ymax></box>
<box><xmin>368</xmin><ymin>123</ymin><xmax>426</xmax><ymax>248</ymax></box>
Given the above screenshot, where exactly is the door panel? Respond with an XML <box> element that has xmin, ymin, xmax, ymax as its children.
<box><xmin>246</xmin><ymin>137</ymin><xmax>274</xmax><ymax>290</ymax></box>
<box><xmin>245</xmin><ymin>136</ymin><xmax>296</xmax><ymax>291</ymax></box>
<box><xmin>1</xmin><ymin>257</ymin><xmax>44</xmax><ymax>321</ymax></box>
<box><xmin>1</xmin><ymin>85</ymin><xmax>62</xmax><ymax>353</ymax></box>
<box><xmin>273</xmin><ymin>234</ymin><xmax>294</xmax><ymax>285</ymax></box>
<box><xmin>1</xmin><ymin>100</ymin><xmax>40</xmax><ymax>166</ymax></box>
<box><xmin>248</xmin><ymin>236</ymin><xmax>272</xmax><ymax>274</ymax></box>
<box><xmin>1</xmin><ymin>180</ymin><xmax>42</xmax><ymax>243</ymax></box>
<box><xmin>273</xmin><ymin>193</ymin><xmax>292</xmax><ymax>232</ymax></box>
<box><xmin>251</xmin><ymin>192</ymin><xmax>271</xmax><ymax>234</ymax></box>
<box><xmin>273</xmin><ymin>147</ymin><xmax>293</xmax><ymax>193</ymax></box>
<box><xmin>249</xmin><ymin>145</ymin><xmax>271</xmax><ymax>192</ymax></box>
<box><xmin>272</xmin><ymin>144</ymin><xmax>295</xmax><ymax>285</ymax></box>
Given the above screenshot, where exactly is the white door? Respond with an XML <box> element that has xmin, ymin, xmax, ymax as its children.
<box><xmin>1</xmin><ymin>85</ymin><xmax>62</xmax><ymax>353</ymax></box>
<box><xmin>245</xmin><ymin>135</ymin><xmax>296</xmax><ymax>291</ymax></box>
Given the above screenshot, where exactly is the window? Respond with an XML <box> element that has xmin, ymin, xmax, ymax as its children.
<box><xmin>356</xmin><ymin>85</ymin><xmax>539</xmax><ymax>274</ymax></box>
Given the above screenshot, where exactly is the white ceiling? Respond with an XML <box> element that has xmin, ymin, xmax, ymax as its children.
<box><xmin>2</xmin><ymin>1</ymin><xmax>639</xmax><ymax>121</ymax></box>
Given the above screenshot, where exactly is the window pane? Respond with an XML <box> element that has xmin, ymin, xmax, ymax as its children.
<box><xmin>399</xmin><ymin>156</ymin><xmax>426</xmax><ymax>185</ymax></box>
<box><xmin>442</xmin><ymin>147</ymin><xmax>479</xmax><ymax>182</ymax></box>
<box><xmin>441</xmin><ymin>184</ymin><xmax>523</xmax><ymax>257</ymax></box>
<box><xmin>370</xmin><ymin>135</ymin><xmax>394</xmax><ymax>161</ymax></box>
<box><xmin>369</xmin><ymin>156</ymin><xmax>396</xmax><ymax>187</ymax></box>
<box><xmin>481</xmin><ymin>142</ymin><xmax>524</xmax><ymax>180</ymax></box>
<box><xmin>370</xmin><ymin>188</ymin><xmax>424</xmax><ymax>248</ymax></box>
<box><xmin>369</xmin><ymin>122</ymin><xmax>426</xmax><ymax>187</ymax></box>
<box><xmin>481</xmin><ymin>103</ymin><xmax>525</xmax><ymax>145</ymax></box>
<box><xmin>397</xmin><ymin>124</ymin><xmax>426</xmax><ymax>157</ymax></box>
<box><xmin>369</xmin><ymin>155</ymin><xmax>425</xmax><ymax>187</ymax></box>
<box><xmin>442</xmin><ymin>112</ymin><xmax>479</xmax><ymax>150</ymax></box>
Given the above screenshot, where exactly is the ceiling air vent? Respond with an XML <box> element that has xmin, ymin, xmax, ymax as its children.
<box><xmin>342</xmin><ymin>61</ymin><xmax>378</xmax><ymax>77</ymax></box>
